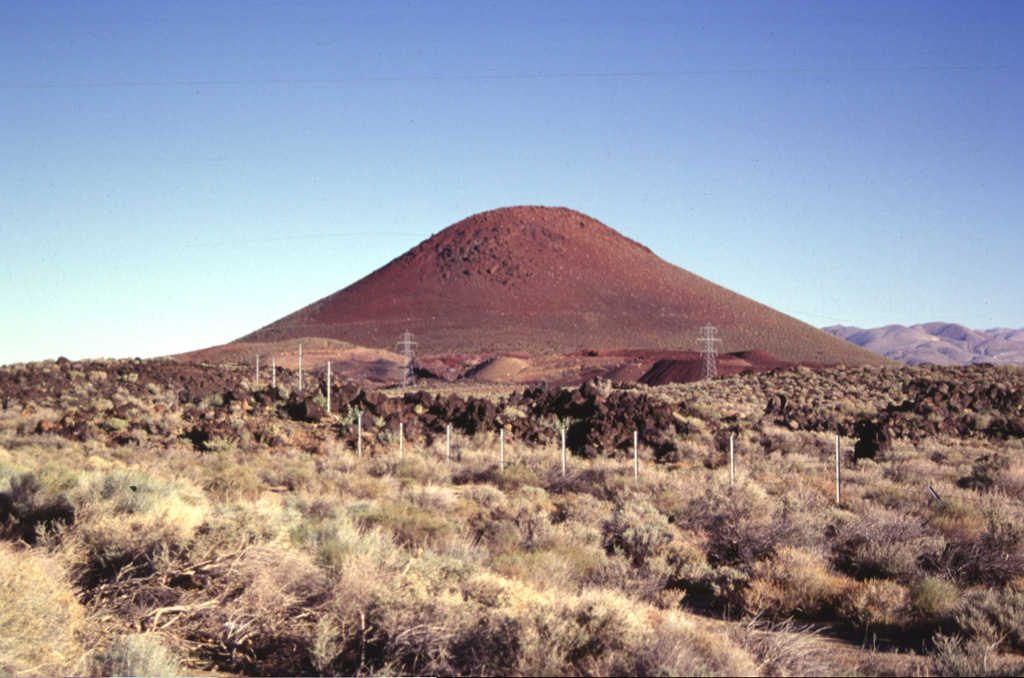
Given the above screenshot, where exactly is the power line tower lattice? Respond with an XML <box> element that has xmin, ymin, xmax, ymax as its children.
<box><xmin>396</xmin><ymin>330</ymin><xmax>418</xmax><ymax>387</ymax></box>
<box><xmin>696</xmin><ymin>323</ymin><xmax>722</xmax><ymax>381</ymax></box>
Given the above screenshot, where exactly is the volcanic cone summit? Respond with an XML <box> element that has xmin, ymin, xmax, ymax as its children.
<box><xmin>238</xmin><ymin>206</ymin><xmax>884</xmax><ymax>364</ymax></box>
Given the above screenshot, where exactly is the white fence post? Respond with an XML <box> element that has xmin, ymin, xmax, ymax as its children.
<box><xmin>730</xmin><ymin>434</ymin><xmax>735</xmax><ymax>488</ymax></box>
<box><xmin>561</xmin><ymin>427</ymin><xmax>566</xmax><ymax>476</ymax></box>
<box><xmin>835</xmin><ymin>434</ymin><xmax>841</xmax><ymax>506</ymax></box>
<box><xmin>326</xmin><ymin>361</ymin><xmax>331</xmax><ymax>413</ymax></box>
<box><xmin>633</xmin><ymin>430</ymin><xmax>639</xmax><ymax>485</ymax></box>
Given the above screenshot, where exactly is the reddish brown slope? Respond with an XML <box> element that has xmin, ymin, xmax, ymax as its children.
<box><xmin>237</xmin><ymin>206</ymin><xmax>886</xmax><ymax>365</ymax></box>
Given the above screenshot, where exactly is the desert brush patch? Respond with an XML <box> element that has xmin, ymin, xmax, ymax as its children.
<box><xmin>1</xmin><ymin>358</ymin><xmax>1023</xmax><ymax>675</ymax></box>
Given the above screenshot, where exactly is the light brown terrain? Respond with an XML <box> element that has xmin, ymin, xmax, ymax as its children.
<box><xmin>175</xmin><ymin>337</ymin><xmax>409</xmax><ymax>382</ymax></box>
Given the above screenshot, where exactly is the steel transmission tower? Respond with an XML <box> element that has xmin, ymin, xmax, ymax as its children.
<box><xmin>695</xmin><ymin>323</ymin><xmax>722</xmax><ymax>381</ymax></box>
<box><xmin>395</xmin><ymin>330</ymin><xmax>418</xmax><ymax>386</ymax></box>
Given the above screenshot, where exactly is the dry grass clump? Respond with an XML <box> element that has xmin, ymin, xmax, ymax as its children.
<box><xmin>66</xmin><ymin>469</ymin><xmax>208</xmax><ymax>582</ymax></box>
<box><xmin>354</xmin><ymin>569</ymin><xmax>756</xmax><ymax>677</ymax></box>
<box><xmin>491</xmin><ymin>540</ymin><xmax>606</xmax><ymax>593</ymax></box>
<box><xmin>0</xmin><ymin>542</ymin><xmax>86</xmax><ymax>677</ymax></box>
<box><xmin>355</xmin><ymin>498</ymin><xmax>458</xmax><ymax>550</ymax></box>
<box><xmin>911</xmin><ymin>576</ymin><xmax>961</xmax><ymax>623</ymax></box>
<box><xmin>190</xmin><ymin>546</ymin><xmax>329</xmax><ymax>675</ymax></box>
<box><xmin>743</xmin><ymin>546</ymin><xmax>854</xmax><ymax>620</ymax></box>
<box><xmin>92</xmin><ymin>633</ymin><xmax>182</xmax><ymax>677</ymax></box>
<box><xmin>728</xmin><ymin>617</ymin><xmax>834</xmax><ymax>677</ymax></box>
<box><xmin>840</xmin><ymin>577</ymin><xmax>910</xmax><ymax>631</ymax></box>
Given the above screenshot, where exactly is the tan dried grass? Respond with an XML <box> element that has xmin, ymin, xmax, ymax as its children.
<box><xmin>0</xmin><ymin>542</ymin><xmax>86</xmax><ymax>677</ymax></box>
<box><xmin>744</xmin><ymin>547</ymin><xmax>855</xmax><ymax>619</ymax></box>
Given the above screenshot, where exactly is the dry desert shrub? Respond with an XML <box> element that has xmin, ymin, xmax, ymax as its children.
<box><xmin>311</xmin><ymin>525</ymin><xmax>409</xmax><ymax>669</ymax></box>
<box><xmin>992</xmin><ymin>457</ymin><xmax>1024</xmax><ymax>500</ymax></box>
<box><xmin>198</xmin><ymin>448</ymin><xmax>264</xmax><ymax>502</ymax></box>
<box><xmin>662</xmin><ymin>436</ymin><xmax>710</xmax><ymax>464</ymax></box>
<box><xmin>829</xmin><ymin>502</ymin><xmax>943</xmax><ymax>584</ymax></box>
<box><xmin>335</xmin><ymin>561</ymin><xmax>758</xmax><ymax>677</ymax></box>
<box><xmin>839</xmin><ymin>577</ymin><xmax>910</xmax><ymax>631</ymax></box>
<box><xmin>929</xmin><ymin>632</ymin><xmax>1023</xmax><ymax>678</ymax></box>
<box><xmin>257</xmin><ymin>451</ymin><xmax>319</xmax><ymax>493</ymax></box>
<box><xmin>940</xmin><ymin>504</ymin><xmax>1024</xmax><ymax>586</ymax></box>
<box><xmin>0</xmin><ymin>467</ymin><xmax>78</xmax><ymax>544</ymax></box>
<box><xmin>469</xmin><ymin>572</ymin><xmax>754</xmax><ymax>676</ymax></box>
<box><xmin>332</xmin><ymin>467</ymin><xmax>397</xmax><ymax>502</ymax></box>
<box><xmin>0</xmin><ymin>542</ymin><xmax>86</xmax><ymax>677</ymax></box>
<box><xmin>953</xmin><ymin>587</ymin><xmax>1024</xmax><ymax>653</ymax></box>
<box><xmin>683</xmin><ymin>476</ymin><xmax>808</xmax><ymax>567</ymax></box>
<box><xmin>470</xmin><ymin>489</ymin><xmax>554</xmax><ymax>556</ymax></box>
<box><xmin>286</xmin><ymin>493</ymin><xmax>401</xmax><ymax>573</ymax></box>
<box><xmin>601</xmin><ymin>499</ymin><xmax>672</xmax><ymax>565</ymax></box>
<box><xmin>408</xmin><ymin>483</ymin><xmax>460</xmax><ymax>513</ymax></box>
<box><xmin>615</xmin><ymin>612</ymin><xmax>758</xmax><ymax>677</ymax></box>
<box><xmin>355</xmin><ymin>498</ymin><xmax>458</xmax><ymax>551</ymax></box>
<box><xmin>490</xmin><ymin>463</ymin><xmax>543</xmax><ymax>494</ymax></box>
<box><xmin>929</xmin><ymin>493</ymin><xmax>988</xmax><ymax>542</ymax></box>
<box><xmin>92</xmin><ymin>633</ymin><xmax>181</xmax><ymax>678</ymax></box>
<box><xmin>584</xmin><ymin>545</ymin><xmax>677</xmax><ymax>606</ymax></box>
<box><xmin>863</xmin><ymin>474</ymin><xmax>916</xmax><ymax>510</ymax></box>
<box><xmin>196</xmin><ymin>494</ymin><xmax>301</xmax><ymax>551</ymax></box>
<box><xmin>392</xmin><ymin>452</ymin><xmax>454</xmax><ymax>487</ymax></box>
<box><xmin>743</xmin><ymin>546</ymin><xmax>855</xmax><ymax>620</ymax></box>
<box><xmin>490</xmin><ymin>538</ymin><xmax>605</xmax><ymax>593</ymax></box>
<box><xmin>911</xmin><ymin>576</ymin><xmax>962</xmax><ymax>623</ymax></box>
<box><xmin>544</xmin><ymin>455</ymin><xmax>640</xmax><ymax>503</ymax></box>
<box><xmin>359</xmin><ymin>567</ymin><xmax>478</xmax><ymax>675</ymax></box>
<box><xmin>958</xmin><ymin>453</ymin><xmax>1010</xmax><ymax>492</ymax></box>
<box><xmin>180</xmin><ymin>545</ymin><xmax>329</xmax><ymax>675</ymax></box>
<box><xmin>69</xmin><ymin>469</ymin><xmax>208</xmax><ymax>580</ymax></box>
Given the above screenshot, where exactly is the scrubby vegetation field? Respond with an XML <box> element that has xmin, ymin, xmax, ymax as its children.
<box><xmin>2</xmin><ymin>358</ymin><xmax>1024</xmax><ymax>676</ymax></box>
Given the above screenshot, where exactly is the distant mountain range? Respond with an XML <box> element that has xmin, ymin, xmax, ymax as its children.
<box><xmin>823</xmin><ymin>323</ymin><xmax>1024</xmax><ymax>366</ymax></box>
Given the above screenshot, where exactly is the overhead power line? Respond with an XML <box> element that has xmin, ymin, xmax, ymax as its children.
<box><xmin>187</xmin><ymin>232</ymin><xmax>423</xmax><ymax>247</ymax></box>
<box><xmin>2</xmin><ymin>64</ymin><xmax>1016</xmax><ymax>90</ymax></box>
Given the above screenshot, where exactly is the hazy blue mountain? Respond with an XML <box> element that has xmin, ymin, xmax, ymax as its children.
<box><xmin>822</xmin><ymin>323</ymin><xmax>1024</xmax><ymax>366</ymax></box>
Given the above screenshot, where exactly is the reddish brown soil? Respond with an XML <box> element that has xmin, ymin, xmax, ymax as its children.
<box><xmin>637</xmin><ymin>351</ymin><xmax>813</xmax><ymax>386</ymax></box>
<box><xmin>228</xmin><ymin>206</ymin><xmax>885</xmax><ymax>367</ymax></box>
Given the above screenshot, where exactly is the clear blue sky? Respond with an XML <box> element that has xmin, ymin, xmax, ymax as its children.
<box><xmin>2</xmin><ymin>0</ymin><xmax>1022</xmax><ymax>363</ymax></box>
